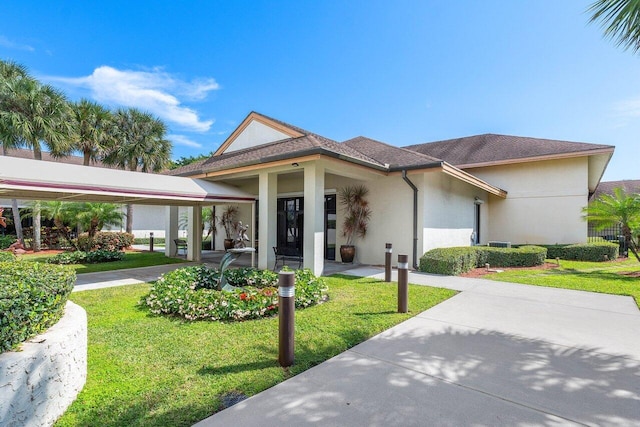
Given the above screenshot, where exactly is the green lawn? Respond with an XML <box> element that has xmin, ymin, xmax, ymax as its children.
<box><xmin>57</xmin><ymin>276</ymin><xmax>455</xmax><ymax>427</ymax></box>
<box><xmin>20</xmin><ymin>251</ymin><xmax>186</xmax><ymax>274</ymax></box>
<box><xmin>485</xmin><ymin>258</ymin><xmax>640</xmax><ymax>306</ymax></box>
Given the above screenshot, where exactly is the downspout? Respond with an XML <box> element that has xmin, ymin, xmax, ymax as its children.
<box><xmin>402</xmin><ymin>170</ymin><xmax>419</xmax><ymax>269</ymax></box>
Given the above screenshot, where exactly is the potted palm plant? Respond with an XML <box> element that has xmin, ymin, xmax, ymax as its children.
<box><xmin>338</xmin><ymin>185</ymin><xmax>372</xmax><ymax>263</ymax></box>
<box><xmin>219</xmin><ymin>205</ymin><xmax>239</xmax><ymax>250</ymax></box>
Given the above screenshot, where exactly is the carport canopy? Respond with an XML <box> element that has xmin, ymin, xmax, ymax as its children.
<box><xmin>0</xmin><ymin>156</ymin><xmax>255</xmax><ymax>206</ymax></box>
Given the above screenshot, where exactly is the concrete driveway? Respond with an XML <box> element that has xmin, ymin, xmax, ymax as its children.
<box><xmin>196</xmin><ymin>269</ymin><xmax>640</xmax><ymax>426</ymax></box>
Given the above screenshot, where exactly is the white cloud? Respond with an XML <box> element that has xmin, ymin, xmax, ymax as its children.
<box><xmin>47</xmin><ymin>66</ymin><xmax>218</xmax><ymax>132</ymax></box>
<box><xmin>614</xmin><ymin>97</ymin><xmax>640</xmax><ymax>119</ymax></box>
<box><xmin>0</xmin><ymin>35</ymin><xmax>34</xmax><ymax>52</ymax></box>
<box><xmin>168</xmin><ymin>134</ymin><xmax>203</xmax><ymax>148</ymax></box>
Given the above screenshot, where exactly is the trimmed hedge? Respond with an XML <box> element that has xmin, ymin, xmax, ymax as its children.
<box><xmin>541</xmin><ymin>242</ymin><xmax>619</xmax><ymax>262</ymax></box>
<box><xmin>0</xmin><ymin>262</ymin><xmax>76</xmax><ymax>353</ymax></box>
<box><xmin>419</xmin><ymin>246</ymin><xmax>547</xmax><ymax>275</ymax></box>
<box><xmin>46</xmin><ymin>250</ymin><xmax>125</xmax><ymax>265</ymax></box>
<box><xmin>77</xmin><ymin>231</ymin><xmax>134</xmax><ymax>252</ymax></box>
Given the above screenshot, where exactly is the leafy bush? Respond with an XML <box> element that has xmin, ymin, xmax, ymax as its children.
<box><xmin>142</xmin><ymin>266</ymin><xmax>327</xmax><ymax>321</ymax></box>
<box><xmin>0</xmin><ymin>251</ymin><xmax>15</xmax><ymax>262</ymax></box>
<box><xmin>76</xmin><ymin>231</ymin><xmax>134</xmax><ymax>251</ymax></box>
<box><xmin>0</xmin><ymin>262</ymin><xmax>76</xmax><ymax>353</ymax></box>
<box><xmin>419</xmin><ymin>246</ymin><xmax>547</xmax><ymax>275</ymax></box>
<box><xmin>483</xmin><ymin>245</ymin><xmax>547</xmax><ymax>267</ymax></box>
<box><xmin>85</xmin><ymin>250</ymin><xmax>125</xmax><ymax>263</ymax></box>
<box><xmin>547</xmin><ymin>242</ymin><xmax>618</xmax><ymax>262</ymax></box>
<box><xmin>224</xmin><ymin>267</ymin><xmax>278</xmax><ymax>288</ymax></box>
<box><xmin>46</xmin><ymin>250</ymin><xmax>124</xmax><ymax>265</ymax></box>
<box><xmin>46</xmin><ymin>251</ymin><xmax>88</xmax><ymax>265</ymax></box>
<box><xmin>419</xmin><ymin>247</ymin><xmax>478</xmax><ymax>275</ymax></box>
<box><xmin>0</xmin><ymin>235</ymin><xmax>16</xmax><ymax>250</ymax></box>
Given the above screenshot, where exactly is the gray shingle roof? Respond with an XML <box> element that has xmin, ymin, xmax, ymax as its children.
<box><xmin>168</xmin><ymin>133</ymin><xmax>385</xmax><ymax>176</ymax></box>
<box><xmin>342</xmin><ymin>136</ymin><xmax>442</xmax><ymax>170</ymax></box>
<box><xmin>590</xmin><ymin>180</ymin><xmax>640</xmax><ymax>201</ymax></box>
<box><xmin>404</xmin><ymin>134</ymin><xmax>614</xmax><ymax>167</ymax></box>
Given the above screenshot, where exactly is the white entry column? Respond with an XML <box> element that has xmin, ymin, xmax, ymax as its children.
<box><xmin>187</xmin><ymin>206</ymin><xmax>202</xmax><ymax>262</ymax></box>
<box><xmin>303</xmin><ymin>163</ymin><xmax>325</xmax><ymax>275</ymax></box>
<box><xmin>258</xmin><ymin>172</ymin><xmax>277</xmax><ymax>270</ymax></box>
<box><xmin>165</xmin><ymin>206</ymin><xmax>179</xmax><ymax>257</ymax></box>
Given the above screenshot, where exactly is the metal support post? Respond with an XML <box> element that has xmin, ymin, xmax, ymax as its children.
<box><xmin>385</xmin><ymin>243</ymin><xmax>392</xmax><ymax>282</ymax></box>
<box><xmin>149</xmin><ymin>232</ymin><xmax>154</xmax><ymax>252</ymax></box>
<box><xmin>278</xmin><ymin>271</ymin><xmax>295</xmax><ymax>367</ymax></box>
<box><xmin>397</xmin><ymin>254</ymin><xmax>408</xmax><ymax>313</ymax></box>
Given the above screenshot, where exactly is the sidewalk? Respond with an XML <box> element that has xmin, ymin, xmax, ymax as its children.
<box><xmin>195</xmin><ymin>267</ymin><xmax>640</xmax><ymax>426</ymax></box>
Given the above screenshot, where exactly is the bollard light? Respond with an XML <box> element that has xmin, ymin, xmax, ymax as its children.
<box><xmin>397</xmin><ymin>254</ymin><xmax>408</xmax><ymax>313</ymax></box>
<box><xmin>278</xmin><ymin>271</ymin><xmax>295</xmax><ymax>367</ymax></box>
<box><xmin>384</xmin><ymin>243</ymin><xmax>393</xmax><ymax>282</ymax></box>
<box><xmin>149</xmin><ymin>232</ymin><xmax>154</xmax><ymax>252</ymax></box>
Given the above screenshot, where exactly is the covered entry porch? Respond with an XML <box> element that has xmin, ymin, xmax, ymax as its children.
<box><xmin>0</xmin><ymin>156</ymin><xmax>255</xmax><ymax>263</ymax></box>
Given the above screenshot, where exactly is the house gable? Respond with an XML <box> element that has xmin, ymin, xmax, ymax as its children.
<box><xmin>214</xmin><ymin>112</ymin><xmax>305</xmax><ymax>156</ymax></box>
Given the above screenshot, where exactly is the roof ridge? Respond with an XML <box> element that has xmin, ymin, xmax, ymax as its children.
<box><xmin>249</xmin><ymin>111</ymin><xmax>312</xmax><ymax>136</ymax></box>
<box><xmin>344</xmin><ymin>135</ymin><xmax>443</xmax><ymax>163</ymax></box>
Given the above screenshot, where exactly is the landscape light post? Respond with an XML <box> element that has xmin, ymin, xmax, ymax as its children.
<box><xmin>385</xmin><ymin>243</ymin><xmax>392</xmax><ymax>282</ymax></box>
<box><xmin>397</xmin><ymin>254</ymin><xmax>408</xmax><ymax>313</ymax></box>
<box><xmin>278</xmin><ymin>271</ymin><xmax>295</xmax><ymax>367</ymax></box>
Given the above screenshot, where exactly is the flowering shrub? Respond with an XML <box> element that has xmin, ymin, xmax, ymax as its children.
<box><xmin>76</xmin><ymin>231</ymin><xmax>134</xmax><ymax>251</ymax></box>
<box><xmin>142</xmin><ymin>266</ymin><xmax>327</xmax><ymax>322</ymax></box>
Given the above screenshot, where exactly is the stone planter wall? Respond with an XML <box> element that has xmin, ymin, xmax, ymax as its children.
<box><xmin>0</xmin><ymin>301</ymin><xmax>87</xmax><ymax>427</ymax></box>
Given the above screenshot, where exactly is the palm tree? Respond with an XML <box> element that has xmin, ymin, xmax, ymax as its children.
<box><xmin>40</xmin><ymin>201</ymin><xmax>80</xmax><ymax>250</ymax></box>
<box><xmin>588</xmin><ymin>0</ymin><xmax>640</xmax><ymax>53</ymax></box>
<box><xmin>0</xmin><ymin>60</ymin><xmax>28</xmax><ymax>245</ymax></box>
<box><xmin>71</xmin><ymin>99</ymin><xmax>114</xmax><ymax>166</ymax></box>
<box><xmin>104</xmin><ymin>108</ymin><xmax>171</xmax><ymax>233</ymax></box>
<box><xmin>2</xmin><ymin>74</ymin><xmax>75</xmax><ymax>251</ymax></box>
<box><xmin>76</xmin><ymin>202</ymin><xmax>124</xmax><ymax>239</ymax></box>
<box><xmin>583</xmin><ymin>187</ymin><xmax>640</xmax><ymax>261</ymax></box>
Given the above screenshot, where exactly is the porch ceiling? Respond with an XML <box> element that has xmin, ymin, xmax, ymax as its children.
<box><xmin>0</xmin><ymin>157</ymin><xmax>254</xmax><ymax>206</ymax></box>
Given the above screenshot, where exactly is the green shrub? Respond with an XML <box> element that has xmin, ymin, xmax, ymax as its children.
<box><xmin>142</xmin><ymin>266</ymin><xmax>327</xmax><ymax>321</ymax></box>
<box><xmin>556</xmin><ymin>242</ymin><xmax>618</xmax><ymax>261</ymax></box>
<box><xmin>85</xmin><ymin>250</ymin><xmax>125</xmax><ymax>263</ymax></box>
<box><xmin>224</xmin><ymin>267</ymin><xmax>278</xmax><ymax>288</ymax></box>
<box><xmin>0</xmin><ymin>262</ymin><xmax>76</xmax><ymax>353</ymax></box>
<box><xmin>46</xmin><ymin>251</ymin><xmax>88</xmax><ymax>265</ymax></box>
<box><xmin>419</xmin><ymin>247</ymin><xmax>478</xmax><ymax>275</ymax></box>
<box><xmin>419</xmin><ymin>245</ymin><xmax>547</xmax><ymax>275</ymax></box>
<box><xmin>47</xmin><ymin>250</ymin><xmax>124</xmax><ymax>265</ymax></box>
<box><xmin>77</xmin><ymin>231</ymin><xmax>134</xmax><ymax>251</ymax></box>
<box><xmin>0</xmin><ymin>235</ymin><xmax>16</xmax><ymax>250</ymax></box>
<box><xmin>134</xmin><ymin>237</ymin><xmax>166</xmax><ymax>245</ymax></box>
<box><xmin>483</xmin><ymin>245</ymin><xmax>547</xmax><ymax>267</ymax></box>
<box><xmin>0</xmin><ymin>251</ymin><xmax>15</xmax><ymax>262</ymax></box>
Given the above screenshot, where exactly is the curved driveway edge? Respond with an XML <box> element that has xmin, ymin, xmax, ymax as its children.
<box><xmin>195</xmin><ymin>268</ymin><xmax>640</xmax><ymax>426</ymax></box>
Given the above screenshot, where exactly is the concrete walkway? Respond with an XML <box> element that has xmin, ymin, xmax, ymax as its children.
<box><xmin>196</xmin><ymin>267</ymin><xmax>640</xmax><ymax>427</ymax></box>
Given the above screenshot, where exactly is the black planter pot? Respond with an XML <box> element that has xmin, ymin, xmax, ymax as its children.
<box><xmin>340</xmin><ymin>245</ymin><xmax>356</xmax><ymax>263</ymax></box>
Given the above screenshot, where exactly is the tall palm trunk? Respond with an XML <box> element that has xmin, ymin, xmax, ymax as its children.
<box><xmin>32</xmin><ymin>144</ymin><xmax>42</xmax><ymax>251</ymax></box>
<box><xmin>622</xmin><ymin>224</ymin><xmax>640</xmax><ymax>262</ymax></box>
<box><xmin>0</xmin><ymin>147</ymin><xmax>24</xmax><ymax>244</ymax></box>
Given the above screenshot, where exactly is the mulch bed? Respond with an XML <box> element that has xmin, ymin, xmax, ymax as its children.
<box><xmin>459</xmin><ymin>262</ymin><xmax>560</xmax><ymax>278</ymax></box>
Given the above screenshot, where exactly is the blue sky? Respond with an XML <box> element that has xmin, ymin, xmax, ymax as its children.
<box><xmin>1</xmin><ymin>1</ymin><xmax>639</xmax><ymax>180</ymax></box>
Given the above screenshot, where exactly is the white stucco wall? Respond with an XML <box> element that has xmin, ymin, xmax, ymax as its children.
<box><xmin>422</xmin><ymin>171</ymin><xmax>488</xmax><ymax>251</ymax></box>
<box><xmin>0</xmin><ymin>301</ymin><xmax>87</xmax><ymax>427</ymax></box>
<box><xmin>468</xmin><ymin>157</ymin><xmax>589</xmax><ymax>245</ymax></box>
<box><xmin>225</xmin><ymin>121</ymin><xmax>291</xmax><ymax>153</ymax></box>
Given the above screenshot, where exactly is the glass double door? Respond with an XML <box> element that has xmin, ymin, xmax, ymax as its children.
<box><xmin>276</xmin><ymin>195</ymin><xmax>336</xmax><ymax>260</ymax></box>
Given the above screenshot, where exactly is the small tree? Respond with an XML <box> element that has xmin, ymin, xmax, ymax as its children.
<box><xmin>339</xmin><ymin>185</ymin><xmax>372</xmax><ymax>246</ymax></box>
<box><xmin>583</xmin><ymin>187</ymin><xmax>640</xmax><ymax>262</ymax></box>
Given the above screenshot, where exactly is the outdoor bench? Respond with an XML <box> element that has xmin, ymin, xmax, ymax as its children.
<box><xmin>273</xmin><ymin>246</ymin><xmax>303</xmax><ymax>270</ymax></box>
<box><xmin>174</xmin><ymin>238</ymin><xmax>188</xmax><ymax>256</ymax></box>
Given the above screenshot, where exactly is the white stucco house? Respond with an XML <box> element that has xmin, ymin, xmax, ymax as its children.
<box><xmin>168</xmin><ymin>111</ymin><xmax>614</xmax><ymax>274</ymax></box>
